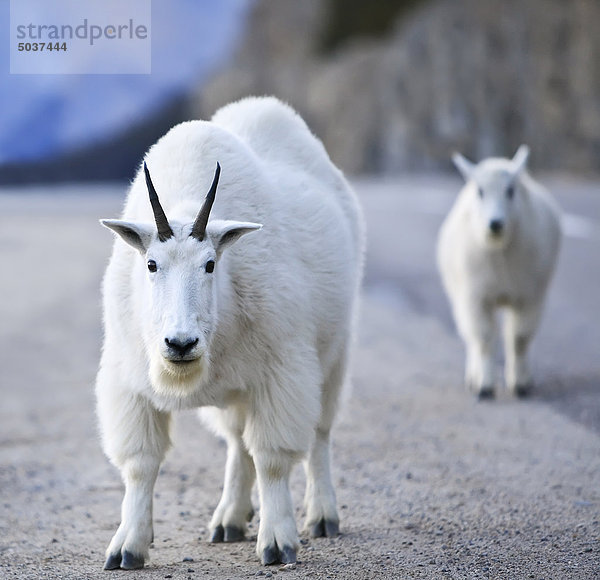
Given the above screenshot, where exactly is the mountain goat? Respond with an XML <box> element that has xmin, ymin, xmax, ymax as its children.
<box><xmin>96</xmin><ymin>97</ymin><xmax>364</xmax><ymax>570</ymax></box>
<box><xmin>437</xmin><ymin>146</ymin><xmax>561</xmax><ymax>398</ymax></box>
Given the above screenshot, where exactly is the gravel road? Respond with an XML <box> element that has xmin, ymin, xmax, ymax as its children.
<box><xmin>0</xmin><ymin>176</ymin><xmax>598</xmax><ymax>579</ymax></box>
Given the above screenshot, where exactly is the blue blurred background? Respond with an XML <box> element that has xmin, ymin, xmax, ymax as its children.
<box><xmin>2</xmin><ymin>0</ymin><xmax>600</xmax><ymax>183</ymax></box>
<box><xmin>1</xmin><ymin>0</ymin><xmax>250</xmax><ymax>182</ymax></box>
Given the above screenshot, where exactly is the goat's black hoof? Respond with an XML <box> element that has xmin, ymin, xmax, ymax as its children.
<box><xmin>121</xmin><ymin>550</ymin><xmax>145</xmax><ymax>570</ymax></box>
<box><xmin>103</xmin><ymin>552</ymin><xmax>122</xmax><ymax>570</ymax></box>
<box><xmin>514</xmin><ymin>383</ymin><xmax>533</xmax><ymax>398</ymax></box>
<box><xmin>262</xmin><ymin>543</ymin><xmax>296</xmax><ymax>565</ymax></box>
<box><xmin>477</xmin><ymin>386</ymin><xmax>495</xmax><ymax>400</ymax></box>
<box><xmin>104</xmin><ymin>550</ymin><xmax>144</xmax><ymax>571</ymax></box>
<box><xmin>210</xmin><ymin>524</ymin><xmax>224</xmax><ymax>543</ymax></box>
<box><xmin>224</xmin><ymin>525</ymin><xmax>245</xmax><ymax>542</ymax></box>
<box><xmin>280</xmin><ymin>545</ymin><xmax>297</xmax><ymax>564</ymax></box>
<box><xmin>309</xmin><ymin>518</ymin><xmax>339</xmax><ymax>538</ymax></box>
<box><xmin>262</xmin><ymin>545</ymin><xmax>279</xmax><ymax>565</ymax></box>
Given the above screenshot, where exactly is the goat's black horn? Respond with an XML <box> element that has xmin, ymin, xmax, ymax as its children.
<box><xmin>190</xmin><ymin>162</ymin><xmax>221</xmax><ymax>241</ymax></box>
<box><xmin>144</xmin><ymin>162</ymin><xmax>174</xmax><ymax>242</ymax></box>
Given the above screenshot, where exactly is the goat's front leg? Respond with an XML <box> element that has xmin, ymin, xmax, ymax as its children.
<box><xmin>304</xmin><ymin>429</ymin><xmax>339</xmax><ymax>538</ymax></box>
<box><xmin>246</xmin><ymin>363</ymin><xmax>321</xmax><ymax>565</ymax></box>
<box><xmin>253</xmin><ymin>450</ymin><xmax>299</xmax><ymax>566</ymax></box>
<box><xmin>456</xmin><ymin>300</ymin><xmax>497</xmax><ymax>398</ymax></box>
<box><xmin>503</xmin><ymin>304</ymin><xmax>541</xmax><ymax>397</ymax></box>
<box><xmin>97</xmin><ymin>385</ymin><xmax>171</xmax><ymax>570</ymax></box>
<box><xmin>104</xmin><ymin>457</ymin><xmax>160</xmax><ymax>570</ymax></box>
<box><xmin>303</xmin><ymin>356</ymin><xmax>344</xmax><ymax>538</ymax></box>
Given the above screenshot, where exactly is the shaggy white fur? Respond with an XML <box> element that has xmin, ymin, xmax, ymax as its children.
<box><xmin>96</xmin><ymin>97</ymin><xmax>365</xmax><ymax>569</ymax></box>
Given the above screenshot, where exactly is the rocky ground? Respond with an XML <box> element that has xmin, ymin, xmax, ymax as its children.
<box><xmin>0</xmin><ymin>176</ymin><xmax>598</xmax><ymax>579</ymax></box>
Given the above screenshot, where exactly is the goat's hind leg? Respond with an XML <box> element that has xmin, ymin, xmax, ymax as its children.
<box><xmin>200</xmin><ymin>406</ymin><xmax>256</xmax><ymax>543</ymax></box>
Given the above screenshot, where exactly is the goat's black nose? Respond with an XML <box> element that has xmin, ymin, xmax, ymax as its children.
<box><xmin>164</xmin><ymin>337</ymin><xmax>199</xmax><ymax>357</ymax></box>
<box><xmin>489</xmin><ymin>219</ymin><xmax>504</xmax><ymax>235</ymax></box>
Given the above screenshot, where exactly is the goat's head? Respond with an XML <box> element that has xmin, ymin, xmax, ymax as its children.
<box><xmin>101</xmin><ymin>162</ymin><xmax>261</xmax><ymax>396</ymax></box>
<box><xmin>452</xmin><ymin>145</ymin><xmax>530</xmax><ymax>249</ymax></box>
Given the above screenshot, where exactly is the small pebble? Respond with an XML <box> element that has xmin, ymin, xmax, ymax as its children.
<box><xmin>279</xmin><ymin>563</ymin><xmax>297</xmax><ymax>571</ymax></box>
<box><xmin>183</xmin><ymin>557</ymin><xmax>194</xmax><ymax>562</ymax></box>
<box><xmin>265</xmin><ymin>573</ymin><xmax>272</xmax><ymax>578</ymax></box>
<box><xmin>188</xmin><ymin>569</ymin><xmax>195</xmax><ymax>573</ymax></box>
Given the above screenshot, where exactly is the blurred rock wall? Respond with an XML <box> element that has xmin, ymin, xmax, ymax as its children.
<box><xmin>193</xmin><ymin>0</ymin><xmax>600</xmax><ymax>174</ymax></box>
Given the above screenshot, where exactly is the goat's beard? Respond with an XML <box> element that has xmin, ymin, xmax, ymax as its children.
<box><xmin>149</xmin><ymin>353</ymin><xmax>207</xmax><ymax>398</ymax></box>
<box><xmin>483</xmin><ymin>228</ymin><xmax>512</xmax><ymax>250</ymax></box>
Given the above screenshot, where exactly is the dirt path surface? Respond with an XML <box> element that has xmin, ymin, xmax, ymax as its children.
<box><xmin>0</xmin><ymin>177</ymin><xmax>598</xmax><ymax>579</ymax></box>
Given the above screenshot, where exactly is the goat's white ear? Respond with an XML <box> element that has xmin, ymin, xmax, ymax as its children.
<box><xmin>100</xmin><ymin>219</ymin><xmax>155</xmax><ymax>254</ymax></box>
<box><xmin>452</xmin><ymin>152</ymin><xmax>475</xmax><ymax>181</ymax></box>
<box><xmin>512</xmin><ymin>144</ymin><xmax>530</xmax><ymax>175</ymax></box>
<box><xmin>206</xmin><ymin>219</ymin><xmax>262</xmax><ymax>257</ymax></box>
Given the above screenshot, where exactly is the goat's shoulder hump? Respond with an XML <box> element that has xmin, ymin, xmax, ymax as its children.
<box><xmin>211</xmin><ymin>96</ymin><xmax>326</xmax><ymax>163</ymax></box>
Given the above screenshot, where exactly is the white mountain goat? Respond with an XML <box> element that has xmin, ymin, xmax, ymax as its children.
<box><xmin>437</xmin><ymin>145</ymin><xmax>561</xmax><ymax>398</ymax></box>
<box><xmin>96</xmin><ymin>97</ymin><xmax>365</xmax><ymax>570</ymax></box>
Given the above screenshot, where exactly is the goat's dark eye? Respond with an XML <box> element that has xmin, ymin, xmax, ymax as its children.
<box><xmin>147</xmin><ymin>260</ymin><xmax>157</xmax><ymax>273</ymax></box>
<box><xmin>205</xmin><ymin>260</ymin><xmax>215</xmax><ymax>274</ymax></box>
<box><xmin>506</xmin><ymin>185</ymin><xmax>515</xmax><ymax>199</ymax></box>
<box><xmin>478</xmin><ymin>187</ymin><xmax>484</xmax><ymax>198</ymax></box>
